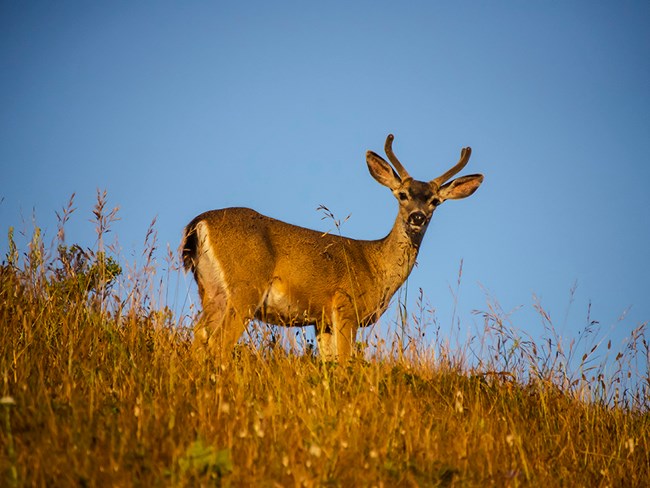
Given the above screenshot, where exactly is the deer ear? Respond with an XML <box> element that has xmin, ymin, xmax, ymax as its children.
<box><xmin>366</xmin><ymin>151</ymin><xmax>401</xmax><ymax>190</ymax></box>
<box><xmin>438</xmin><ymin>174</ymin><xmax>484</xmax><ymax>201</ymax></box>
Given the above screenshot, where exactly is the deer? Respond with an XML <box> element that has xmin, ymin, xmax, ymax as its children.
<box><xmin>182</xmin><ymin>134</ymin><xmax>484</xmax><ymax>361</ymax></box>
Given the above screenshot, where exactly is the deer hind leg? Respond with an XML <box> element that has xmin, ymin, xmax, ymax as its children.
<box><xmin>206</xmin><ymin>304</ymin><xmax>248</xmax><ymax>358</ymax></box>
<box><xmin>192</xmin><ymin>252</ymin><xmax>250</xmax><ymax>361</ymax></box>
<box><xmin>217</xmin><ymin>284</ymin><xmax>268</xmax><ymax>354</ymax></box>
<box><xmin>193</xmin><ymin>276</ymin><xmax>227</xmax><ymax>354</ymax></box>
<box><xmin>196</xmin><ymin>284</ymin><xmax>260</xmax><ymax>362</ymax></box>
<box><xmin>195</xmin><ymin>293</ymin><xmax>249</xmax><ymax>361</ymax></box>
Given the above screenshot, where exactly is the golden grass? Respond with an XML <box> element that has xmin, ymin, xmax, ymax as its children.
<box><xmin>1</xmin><ymin>193</ymin><xmax>648</xmax><ymax>486</ymax></box>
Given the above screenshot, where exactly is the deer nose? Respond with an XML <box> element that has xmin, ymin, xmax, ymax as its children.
<box><xmin>408</xmin><ymin>211</ymin><xmax>427</xmax><ymax>227</ymax></box>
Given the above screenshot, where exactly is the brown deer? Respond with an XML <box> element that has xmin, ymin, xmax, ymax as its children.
<box><xmin>182</xmin><ymin>134</ymin><xmax>483</xmax><ymax>360</ymax></box>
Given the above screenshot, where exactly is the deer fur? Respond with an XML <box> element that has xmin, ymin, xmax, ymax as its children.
<box><xmin>182</xmin><ymin>134</ymin><xmax>483</xmax><ymax>360</ymax></box>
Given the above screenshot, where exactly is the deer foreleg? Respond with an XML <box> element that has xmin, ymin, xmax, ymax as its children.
<box><xmin>331</xmin><ymin>292</ymin><xmax>360</xmax><ymax>360</ymax></box>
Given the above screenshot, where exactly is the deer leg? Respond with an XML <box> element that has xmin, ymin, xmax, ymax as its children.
<box><xmin>331</xmin><ymin>292</ymin><xmax>360</xmax><ymax>360</ymax></box>
<box><xmin>193</xmin><ymin>279</ymin><xmax>228</xmax><ymax>349</ymax></box>
<box><xmin>192</xmin><ymin>245</ymin><xmax>236</xmax><ymax>358</ymax></box>
<box><xmin>214</xmin><ymin>286</ymin><xmax>267</xmax><ymax>356</ymax></box>
<box><xmin>316</xmin><ymin>325</ymin><xmax>336</xmax><ymax>362</ymax></box>
<box><xmin>194</xmin><ymin>280</ymin><xmax>249</xmax><ymax>361</ymax></box>
<box><xmin>205</xmin><ymin>304</ymin><xmax>248</xmax><ymax>360</ymax></box>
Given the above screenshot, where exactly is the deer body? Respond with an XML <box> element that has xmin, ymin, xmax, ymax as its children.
<box><xmin>183</xmin><ymin>135</ymin><xmax>483</xmax><ymax>360</ymax></box>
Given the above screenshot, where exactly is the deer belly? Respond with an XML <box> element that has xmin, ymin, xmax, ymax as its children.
<box><xmin>257</xmin><ymin>281</ymin><xmax>324</xmax><ymax>327</ymax></box>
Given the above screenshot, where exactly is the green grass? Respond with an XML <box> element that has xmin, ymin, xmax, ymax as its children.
<box><xmin>1</xmin><ymin>193</ymin><xmax>648</xmax><ymax>486</ymax></box>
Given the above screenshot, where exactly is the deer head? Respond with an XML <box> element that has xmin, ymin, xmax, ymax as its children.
<box><xmin>366</xmin><ymin>134</ymin><xmax>484</xmax><ymax>244</ymax></box>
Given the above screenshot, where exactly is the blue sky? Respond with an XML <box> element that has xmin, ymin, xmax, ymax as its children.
<box><xmin>2</xmin><ymin>1</ymin><xmax>649</xmax><ymax>360</ymax></box>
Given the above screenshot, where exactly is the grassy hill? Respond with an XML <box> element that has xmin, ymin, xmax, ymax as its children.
<box><xmin>1</xmin><ymin>196</ymin><xmax>647</xmax><ymax>486</ymax></box>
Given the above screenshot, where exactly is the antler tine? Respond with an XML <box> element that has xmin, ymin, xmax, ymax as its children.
<box><xmin>384</xmin><ymin>134</ymin><xmax>410</xmax><ymax>179</ymax></box>
<box><xmin>431</xmin><ymin>147</ymin><xmax>472</xmax><ymax>187</ymax></box>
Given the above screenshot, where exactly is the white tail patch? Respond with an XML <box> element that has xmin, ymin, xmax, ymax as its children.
<box><xmin>194</xmin><ymin>221</ymin><xmax>229</xmax><ymax>320</ymax></box>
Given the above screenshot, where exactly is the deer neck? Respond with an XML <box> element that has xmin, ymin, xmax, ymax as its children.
<box><xmin>375</xmin><ymin>213</ymin><xmax>427</xmax><ymax>290</ymax></box>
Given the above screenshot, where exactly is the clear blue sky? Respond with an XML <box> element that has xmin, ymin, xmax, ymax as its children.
<box><xmin>2</xmin><ymin>1</ymin><xmax>649</xmax><ymax>359</ymax></box>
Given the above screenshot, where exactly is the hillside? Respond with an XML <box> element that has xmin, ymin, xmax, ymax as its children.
<box><xmin>1</xmin><ymin>198</ymin><xmax>647</xmax><ymax>486</ymax></box>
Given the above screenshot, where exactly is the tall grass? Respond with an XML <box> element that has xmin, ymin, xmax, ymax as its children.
<box><xmin>1</xmin><ymin>193</ymin><xmax>648</xmax><ymax>486</ymax></box>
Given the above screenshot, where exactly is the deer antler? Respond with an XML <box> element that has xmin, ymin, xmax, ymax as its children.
<box><xmin>385</xmin><ymin>134</ymin><xmax>411</xmax><ymax>180</ymax></box>
<box><xmin>431</xmin><ymin>147</ymin><xmax>472</xmax><ymax>187</ymax></box>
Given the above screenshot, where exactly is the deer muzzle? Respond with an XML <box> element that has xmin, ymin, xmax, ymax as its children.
<box><xmin>408</xmin><ymin>211</ymin><xmax>427</xmax><ymax>228</ymax></box>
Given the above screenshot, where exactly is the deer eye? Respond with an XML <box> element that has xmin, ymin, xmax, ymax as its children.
<box><xmin>398</xmin><ymin>192</ymin><xmax>408</xmax><ymax>201</ymax></box>
<box><xmin>430</xmin><ymin>197</ymin><xmax>441</xmax><ymax>206</ymax></box>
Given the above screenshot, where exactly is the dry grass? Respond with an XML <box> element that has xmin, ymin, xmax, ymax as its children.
<box><xmin>1</xmin><ymin>192</ymin><xmax>648</xmax><ymax>487</ymax></box>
